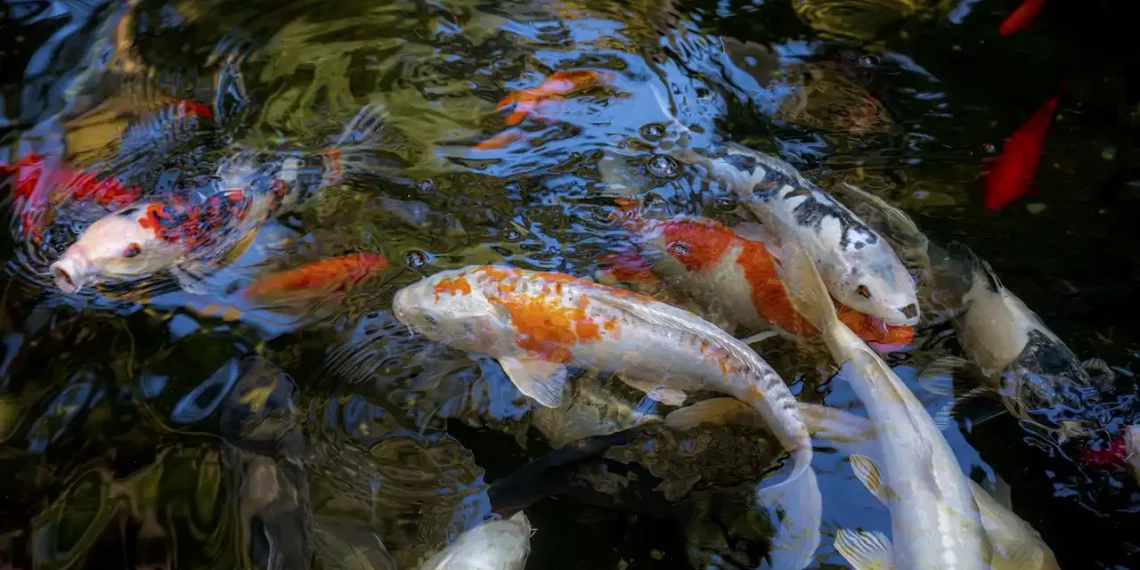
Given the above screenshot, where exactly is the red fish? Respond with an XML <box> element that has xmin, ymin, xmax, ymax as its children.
<box><xmin>243</xmin><ymin>253</ymin><xmax>390</xmax><ymax>301</ymax></box>
<box><xmin>983</xmin><ymin>92</ymin><xmax>1060</xmax><ymax>211</ymax></box>
<box><xmin>606</xmin><ymin>199</ymin><xmax>914</xmax><ymax>351</ymax></box>
<box><xmin>1</xmin><ymin>153</ymin><xmax>140</xmax><ymax>241</ymax></box>
<box><xmin>1081</xmin><ymin>436</ymin><xmax>1127</xmax><ymax>468</ymax></box>
<box><xmin>999</xmin><ymin>0</ymin><xmax>1047</xmax><ymax>36</ymax></box>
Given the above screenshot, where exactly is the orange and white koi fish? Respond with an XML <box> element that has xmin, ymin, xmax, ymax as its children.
<box><xmin>244</xmin><ymin>252</ymin><xmax>389</xmax><ymax>302</ymax></box>
<box><xmin>607</xmin><ymin>200</ymin><xmax>914</xmax><ymax>351</ymax></box>
<box><xmin>393</xmin><ymin>266</ymin><xmax>821</xmax><ymax>570</ymax></box>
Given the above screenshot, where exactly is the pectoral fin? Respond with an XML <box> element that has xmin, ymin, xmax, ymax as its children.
<box><xmin>834</xmin><ymin>528</ymin><xmax>895</xmax><ymax>570</ymax></box>
<box><xmin>171</xmin><ymin>265</ymin><xmax>210</xmax><ymax>295</ymax></box>
<box><xmin>620</xmin><ymin>377</ymin><xmax>687</xmax><ymax>406</ymax></box>
<box><xmin>731</xmin><ymin>221</ymin><xmax>773</xmax><ymax>243</ymax></box>
<box><xmin>499</xmin><ymin>357</ymin><xmax>568</xmax><ymax>408</ymax></box>
<box><xmin>849</xmin><ymin>454</ymin><xmax>889</xmax><ymax>505</ymax></box>
<box><xmin>797</xmin><ymin>403</ymin><xmax>876</xmax><ymax>445</ymax></box>
<box><xmin>664</xmin><ymin>398</ymin><xmax>760</xmax><ymax>430</ymax></box>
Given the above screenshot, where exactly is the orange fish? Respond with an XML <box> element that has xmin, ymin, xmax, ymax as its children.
<box><xmin>606</xmin><ymin>199</ymin><xmax>913</xmax><ymax>351</ymax></box>
<box><xmin>496</xmin><ymin>70</ymin><xmax>611</xmax><ymax>126</ymax></box>
<box><xmin>999</xmin><ymin>0</ymin><xmax>1047</xmax><ymax>36</ymax></box>
<box><xmin>983</xmin><ymin>91</ymin><xmax>1060</xmax><ymax>211</ymax></box>
<box><xmin>243</xmin><ymin>253</ymin><xmax>389</xmax><ymax>301</ymax></box>
<box><xmin>473</xmin><ymin>129</ymin><xmax>525</xmax><ymax>151</ymax></box>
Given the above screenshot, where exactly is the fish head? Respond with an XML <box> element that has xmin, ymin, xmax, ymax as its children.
<box><xmin>50</xmin><ymin>205</ymin><xmax>183</xmax><ymax>293</ymax></box>
<box><xmin>830</xmin><ymin>247</ymin><xmax>920</xmax><ymax>326</ymax></box>
<box><xmin>393</xmin><ymin>268</ymin><xmax>513</xmax><ymax>354</ymax></box>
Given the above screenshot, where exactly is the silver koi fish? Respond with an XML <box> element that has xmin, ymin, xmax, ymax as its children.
<box><xmin>417</xmin><ymin>513</ymin><xmax>531</xmax><ymax>570</ymax></box>
<box><xmin>392</xmin><ymin>265</ymin><xmax>821</xmax><ymax>569</ymax></box>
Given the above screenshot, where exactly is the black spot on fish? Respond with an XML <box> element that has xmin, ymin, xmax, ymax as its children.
<box><xmin>118</xmin><ymin>206</ymin><xmax>140</xmax><ymax>217</ymax></box>
<box><xmin>790</xmin><ymin>188</ymin><xmax>879</xmax><ymax>249</ymax></box>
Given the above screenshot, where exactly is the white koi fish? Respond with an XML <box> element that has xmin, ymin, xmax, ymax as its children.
<box><xmin>775</xmin><ymin>249</ymin><xmax>989</xmax><ymax>570</ymax></box>
<box><xmin>644</xmin><ymin>84</ymin><xmax>920</xmax><ymax>326</ymax></box>
<box><xmin>393</xmin><ymin>265</ymin><xmax>821</xmax><ymax>569</ymax></box>
<box><xmin>417</xmin><ymin>513</ymin><xmax>531</xmax><ymax>570</ymax></box>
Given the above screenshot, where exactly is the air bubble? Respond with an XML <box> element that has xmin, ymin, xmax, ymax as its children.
<box><xmin>417</xmin><ymin>179</ymin><xmax>436</xmax><ymax>194</ymax></box>
<box><xmin>640</xmin><ymin>123</ymin><xmax>666</xmax><ymax>140</ymax></box>
<box><xmin>404</xmin><ymin>250</ymin><xmax>428</xmax><ymax>268</ymax></box>
<box><xmin>647</xmin><ymin>155</ymin><xmax>679</xmax><ymax>178</ymax></box>
<box><xmin>503</xmin><ymin>229</ymin><xmax>521</xmax><ymax>241</ymax></box>
<box><xmin>858</xmin><ymin>54</ymin><xmax>880</xmax><ymax>67</ymax></box>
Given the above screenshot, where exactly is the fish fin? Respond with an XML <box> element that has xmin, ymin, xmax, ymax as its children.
<box><xmin>171</xmin><ymin>265</ymin><xmax>211</xmax><ymax>295</ymax></box>
<box><xmin>916</xmin><ymin>356</ymin><xmax>972</xmax><ymax>395</ymax></box>
<box><xmin>740</xmin><ymin>330</ymin><xmax>779</xmax><ymax>345</ymax></box>
<box><xmin>753</xmin><ymin>465</ymin><xmax>822</xmax><ymax>570</ymax></box>
<box><xmin>334</xmin><ymin>102</ymin><xmax>390</xmax><ymax>149</ymax></box>
<box><xmin>1082</xmin><ymin>357</ymin><xmax>1116</xmax><ymax>384</ymax></box>
<box><xmin>498</xmin><ymin>357</ymin><xmax>568</xmax><ymax>408</ymax></box>
<box><xmin>797</xmin><ymin>403</ymin><xmax>875</xmax><ymax>445</ymax></box>
<box><xmin>619</xmin><ymin>376</ymin><xmax>688</xmax><ymax>406</ymax></box>
<box><xmin>834</xmin><ymin>182</ymin><xmax>925</xmax><ymax>243</ymax></box>
<box><xmin>834</xmin><ymin>529</ymin><xmax>895</xmax><ymax>570</ymax></box>
<box><xmin>664</xmin><ymin>398</ymin><xmax>759</xmax><ymax>430</ymax></box>
<box><xmin>990</xmin><ymin>473</ymin><xmax>1013</xmax><ymax>510</ymax></box>
<box><xmin>933</xmin><ymin>401</ymin><xmax>957</xmax><ymax>431</ymax></box>
<box><xmin>772</xmin><ymin>245</ymin><xmax>839</xmax><ymax>332</ymax></box>
<box><xmin>947</xmin><ymin>241</ymin><xmax>1004</xmax><ymax>294</ymax></box>
<box><xmin>731</xmin><ymin>221</ymin><xmax>773</xmax><ymax>243</ymax></box>
<box><xmin>849</xmin><ymin>454</ymin><xmax>889</xmax><ymax>505</ymax></box>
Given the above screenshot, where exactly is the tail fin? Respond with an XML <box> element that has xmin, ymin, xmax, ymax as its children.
<box><xmin>753</xmin><ymin>448</ymin><xmax>822</xmax><ymax>570</ymax></box>
<box><xmin>773</xmin><ymin>247</ymin><xmax>839</xmax><ymax>333</ymax></box>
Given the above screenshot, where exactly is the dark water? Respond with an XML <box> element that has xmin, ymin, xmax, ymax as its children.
<box><xmin>2</xmin><ymin>0</ymin><xmax>1139</xmax><ymax>568</ymax></box>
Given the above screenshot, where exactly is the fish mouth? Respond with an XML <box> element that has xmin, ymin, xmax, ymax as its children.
<box><xmin>49</xmin><ymin>254</ymin><xmax>93</xmax><ymax>294</ymax></box>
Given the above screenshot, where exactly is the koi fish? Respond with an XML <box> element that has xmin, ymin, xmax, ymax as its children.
<box><xmin>115</xmin><ymin>99</ymin><xmax>213</xmax><ymax>173</ymax></box>
<box><xmin>999</xmin><ymin>0</ymin><xmax>1047</xmax><ymax>36</ymax></box>
<box><xmin>2</xmin><ymin>153</ymin><xmax>140</xmax><ymax>241</ymax></box>
<box><xmin>393</xmin><ymin>266</ymin><xmax>822</xmax><ymax>569</ymax></box>
<box><xmin>775</xmin><ymin>248</ymin><xmax>990</xmax><ymax>570</ymax></box>
<box><xmin>243</xmin><ymin>252</ymin><xmax>389</xmax><ymax>302</ymax></box>
<box><xmin>496</xmin><ymin>70</ymin><xmax>611</xmax><ymax>126</ymax></box>
<box><xmin>799</xmin><ymin>403</ymin><xmax>1062</xmax><ymax>570</ymax></box>
<box><xmin>608</xmin><ymin>199</ymin><xmax>914</xmax><ymax>351</ymax></box>
<box><xmin>417</xmin><ymin>513</ymin><xmax>531</xmax><ymax>570</ymax></box>
<box><xmin>935</xmin><ymin>242</ymin><xmax>1109</xmax><ymax>438</ymax></box>
<box><xmin>984</xmin><ymin>92</ymin><xmax>1060</xmax><ymax>211</ymax></box>
<box><xmin>643</xmin><ymin>84</ymin><xmax>920</xmax><ymax>325</ymax></box>
<box><xmin>49</xmin><ymin>104</ymin><xmax>387</xmax><ymax>295</ymax></box>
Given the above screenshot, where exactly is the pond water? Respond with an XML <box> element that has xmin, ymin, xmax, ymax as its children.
<box><xmin>2</xmin><ymin>0</ymin><xmax>1140</xmax><ymax>569</ymax></box>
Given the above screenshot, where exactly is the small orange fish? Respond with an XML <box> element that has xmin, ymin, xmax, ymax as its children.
<box><xmin>243</xmin><ymin>253</ymin><xmax>389</xmax><ymax>301</ymax></box>
<box><xmin>999</xmin><ymin>0</ymin><xmax>1047</xmax><ymax>36</ymax></box>
<box><xmin>496</xmin><ymin>70</ymin><xmax>611</xmax><ymax>126</ymax></box>
<box><xmin>609</xmin><ymin>200</ymin><xmax>913</xmax><ymax>351</ymax></box>
<box><xmin>983</xmin><ymin>91</ymin><xmax>1060</xmax><ymax>211</ymax></box>
<box><xmin>473</xmin><ymin>129</ymin><xmax>525</xmax><ymax>151</ymax></box>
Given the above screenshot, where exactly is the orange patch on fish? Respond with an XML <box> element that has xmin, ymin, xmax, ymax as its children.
<box><xmin>474</xmin><ymin>129</ymin><xmax>525</xmax><ymax>150</ymax></box>
<box><xmin>659</xmin><ymin>219</ymin><xmax>738</xmax><ymax>272</ymax></box>
<box><xmin>838</xmin><ymin>307</ymin><xmax>915</xmax><ymax>352</ymax></box>
<box><xmin>490</xmin><ymin>291</ymin><xmax>602</xmax><ymax>362</ymax></box>
<box><xmin>244</xmin><ymin>253</ymin><xmax>389</xmax><ymax>301</ymax></box>
<box><xmin>496</xmin><ymin>69</ymin><xmax>610</xmax><ymax>126</ymax></box>
<box><xmin>434</xmin><ymin>275</ymin><xmax>473</xmax><ymax>300</ymax></box>
<box><xmin>734</xmin><ymin>237</ymin><xmax>816</xmax><ymax>336</ymax></box>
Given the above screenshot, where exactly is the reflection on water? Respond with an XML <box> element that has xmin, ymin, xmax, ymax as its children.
<box><xmin>2</xmin><ymin>0</ymin><xmax>1140</xmax><ymax>568</ymax></box>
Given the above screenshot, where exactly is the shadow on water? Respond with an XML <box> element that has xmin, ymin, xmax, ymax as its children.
<box><xmin>2</xmin><ymin>0</ymin><xmax>1140</xmax><ymax>568</ymax></box>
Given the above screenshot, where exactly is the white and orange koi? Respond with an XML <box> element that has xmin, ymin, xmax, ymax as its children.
<box><xmin>393</xmin><ymin>266</ymin><xmax>821</xmax><ymax>569</ymax></box>
<box><xmin>607</xmin><ymin>199</ymin><xmax>915</xmax><ymax>352</ymax></box>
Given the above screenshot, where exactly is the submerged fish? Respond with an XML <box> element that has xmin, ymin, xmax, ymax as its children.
<box><xmin>776</xmin><ymin>248</ymin><xmax>989</xmax><ymax>570</ymax></box>
<box><xmin>799</xmin><ymin>403</ymin><xmax>1062</xmax><ymax>570</ymax></box>
<box><xmin>393</xmin><ymin>265</ymin><xmax>821</xmax><ymax>569</ymax></box>
<box><xmin>496</xmin><ymin>69</ymin><xmax>612</xmax><ymax>126</ymax></box>
<box><xmin>983</xmin><ymin>92</ymin><xmax>1060</xmax><ymax>211</ymax></box>
<box><xmin>244</xmin><ymin>252</ymin><xmax>390</xmax><ymax>302</ymax></box>
<box><xmin>999</xmin><ymin>0</ymin><xmax>1048</xmax><ymax>36</ymax></box>
<box><xmin>417</xmin><ymin>513</ymin><xmax>531</xmax><ymax>570</ymax></box>
<box><xmin>49</xmin><ymin>104</ymin><xmax>387</xmax><ymax>295</ymax></box>
<box><xmin>609</xmin><ymin>198</ymin><xmax>914</xmax><ymax>351</ymax></box>
<box><xmin>943</xmin><ymin>242</ymin><xmax>1108</xmax><ymax>437</ymax></box>
<box><xmin>2</xmin><ymin>153</ymin><xmax>141</xmax><ymax>241</ymax></box>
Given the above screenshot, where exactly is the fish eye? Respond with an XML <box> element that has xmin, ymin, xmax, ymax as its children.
<box><xmin>667</xmin><ymin>241</ymin><xmax>691</xmax><ymax>256</ymax></box>
<box><xmin>856</xmin><ymin>284</ymin><xmax>872</xmax><ymax>299</ymax></box>
<box><xmin>122</xmin><ymin>243</ymin><xmax>142</xmax><ymax>258</ymax></box>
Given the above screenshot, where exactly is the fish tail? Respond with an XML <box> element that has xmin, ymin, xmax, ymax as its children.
<box><xmin>773</xmin><ymin>246</ymin><xmax>839</xmax><ymax>334</ymax></box>
<box><xmin>752</xmin><ymin>444</ymin><xmax>822</xmax><ymax>570</ymax></box>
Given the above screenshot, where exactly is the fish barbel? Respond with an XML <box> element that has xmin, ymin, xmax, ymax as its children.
<box><xmin>393</xmin><ymin>265</ymin><xmax>821</xmax><ymax>569</ymax></box>
<box><xmin>776</xmin><ymin>248</ymin><xmax>989</xmax><ymax>570</ymax></box>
